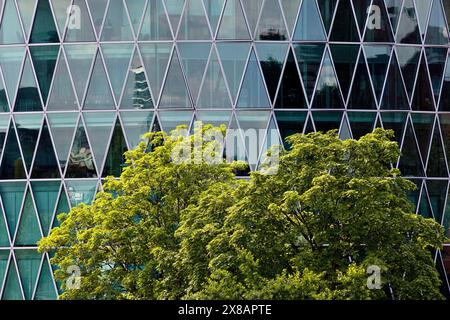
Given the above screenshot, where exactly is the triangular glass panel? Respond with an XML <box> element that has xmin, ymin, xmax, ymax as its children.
<box><xmin>197</xmin><ymin>50</ymin><xmax>231</xmax><ymax>109</ymax></box>
<box><xmin>139</xmin><ymin>43</ymin><xmax>172</xmax><ymax>102</ymax></box>
<box><xmin>65</xmin><ymin>122</ymin><xmax>97</xmax><ymax>178</ymax></box>
<box><xmin>124</xmin><ymin>0</ymin><xmax>146</xmax><ymax>36</ymax></box>
<box><xmin>0</xmin><ymin>47</ymin><xmax>25</xmax><ymax>105</ymax></box>
<box><xmin>330</xmin><ymin>0</ymin><xmax>359</xmax><ymax>41</ymax></box>
<box><xmin>216</xmin><ymin>42</ymin><xmax>251</xmax><ymax>102</ymax></box>
<box><xmin>381</xmin><ymin>54</ymin><xmax>410</xmax><ymax>110</ymax></box>
<box><xmin>15</xmin><ymin>191</ymin><xmax>41</xmax><ymax>246</ymax></box>
<box><xmin>259</xmin><ymin>116</ymin><xmax>282</xmax><ymax>168</ymax></box>
<box><xmin>102</xmin><ymin>119</ymin><xmax>127</xmax><ymax>178</ymax></box>
<box><xmin>15</xmin><ymin>249</ymin><xmax>41</xmax><ymax>299</ymax></box>
<box><xmin>330</xmin><ymin>44</ymin><xmax>359</xmax><ymax>100</ymax></box>
<box><xmin>256</xmin><ymin>0</ymin><xmax>287</xmax><ymax>40</ymax></box>
<box><xmin>101</xmin><ymin>43</ymin><xmax>134</xmax><ymax>102</ymax></box>
<box><xmin>65</xmin><ymin>0</ymin><xmax>96</xmax><ymax>42</ymax></box>
<box><xmin>439</xmin><ymin>114</ymin><xmax>450</xmax><ymax>168</ymax></box>
<box><xmin>14</xmin><ymin>55</ymin><xmax>42</xmax><ymax>112</ymax></box>
<box><xmin>352</xmin><ymin>0</ymin><xmax>372</xmax><ymax>33</ymax></box>
<box><xmin>52</xmin><ymin>188</ymin><xmax>70</xmax><ymax>229</ymax></box>
<box><xmin>30</xmin><ymin>0</ymin><xmax>59</xmax><ymax>43</ymax></box>
<box><xmin>317</xmin><ymin>0</ymin><xmax>338</xmax><ymax>34</ymax></box>
<box><xmin>384</xmin><ymin>0</ymin><xmax>403</xmax><ymax>32</ymax></box>
<box><xmin>0</xmin><ymin>251</ymin><xmax>9</xmax><ymax>289</ymax></box>
<box><xmin>381</xmin><ymin>111</ymin><xmax>408</xmax><ymax>143</ymax></box>
<box><xmin>178</xmin><ymin>0</ymin><xmax>211</xmax><ymax>39</ymax></box>
<box><xmin>348</xmin><ymin>53</ymin><xmax>377</xmax><ymax>110</ymax></box>
<box><xmin>427</xmin><ymin>180</ymin><xmax>448</xmax><ymax>223</ymax></box>
<box><xmin>0</xmin><ymin>126</ymin><xmax>26</xmax><ymax>180</ymax></box>
<box><xmin>158</xmin><ymin>110</ymin><xmax>193</xmax><ymax>133</ymax></box>
<box><xmin>256</xmin><ymin>43</ymin><xmax>288</xmax><ymax>102</ymax></box>
<box><xmin>237</xmin><ymin>50</ymin><xmax>271</xmax><ymax>109</ymax></box>
<box><xmin>412</xmin><ymin>113</ymin><xmax>435</xmax><ymax>161</ymax></box>
<box><xmin>275</xmin><ymin>111</ymin><xmax>307</xmax><ymax>148</ymax></box>
<box><xmin>294</xmin><ymin>0</ymin><xmax>326</xmax><ymax>40</ymax></box>
<box><xmin>398</xmin><ymin>121</ymin><xmax>425</xmax><ymax>176</ymax></box>
<box><xmin>241</xmin><ymin>0</ymin><xmax>263</xmax><ymax>37</ymax></box>
<box><xmin>217</xmin><ymin>0</ymin><xmax>250</xmax><ymax>39</ymax></box>
<box><xmin>15</xmin><ymin>114</ymin><xmax>42</xmax><ymax>172</ymax></box>
<box><xmin>195</xmin><ymin>110</ymin><xmax>231</xmax><ymax>128</ymax></box>
<box><xmin>224</xmin><ymin>114</ymin><xmax>248</xmax><ymax>171</ymax></box>
<box><xmin>312</xmin><ymin>51</ymin><xmax>344</xmax><ymax>109</ymax></box>
<box><xmin>304</xmin><ymin>115</ymin><xmax>315</xmax><ymax>133</ymax></box>
<box><xmin>0</xmin><ymin>182</ymin><xmax>26</xmax><ymax>237</ymax></box>
<box><xmin>47</xmin><ymin>113</ymin><xmax>78</xmax><ymax>171</ymax></box>
<box><xmin>84</xmin><ymin>112</ymin><xmax>116</xmax><ymax>174</ymax></box>
<box><xmin>348</xmin><ymin>112</ymin><xmax>377</xmax><ymax>139</ymax></box>
<box><xmin>86</xmin><ymin>0</ymin><xmax>107</xmax><ymax>37</ymax></box>
<box><xmin>0</xmin><ymin>67</ymin><xmax>9</xmax><ymax>112</ymax></box>
<box><xmin>30</xmin><ymin>46</ymin><xmax>59</xmax><ymax>105</ymax></box>
<box><xmin>164</xmin><ymin>0</ymin><xmax>185</xmax><ymax>35</ymax></box>
<box><xmin>396</xmin><ymin>0</ymin><xmax>421</xmax><ymax>43</ymax></box>
<box><xmin>294</xmin><ymin>44</ymin><xmax>325</xmax><ymax>101</ymax></box>
<box><xmin>49</xmin><ymin>0</ymin><xmax>71</xmax><ymax>38</ymax></box>
<box><xmin>84</xmin><ymin>52</ymin><xmax>115</xmax><ymax>110</ymax></box>
<box><xmin>31</xmin><ymin>121</ymin><xmax>60</xmax><ymax>179</ymax></box>
<box><xmin>0</xmin><ymin>206</ymin><xmax>10</xmax><ymax>246</ymax></box>
<box><xmin>415</xmin><ymin>0</ymin><xmax>432</xmax><ymax>37</ymax></box>
<box><xmin>439</xmin><ymin>52</ymin><xmax>450</xmax><ymax>111</ymax></box>
<box><xmin>364</xmin><ymin>0</ymin><xmax>394</xmax><ymax>42</ymax></box>
<box><xmin>34</xmin><ymin>257</ymin><xmax>57</xmax><ymax>300</ymax></box>
<box><xmin>364</xmin><ymin>45</ymin><xmax>392</xmax><ymax>101</ymax></box>
<box><xmin>312</xmin><ymin>111</ymin><xmax>343</xmax><ymax>133</ymax></box>
<box><xmin>120</xmin><ymin>49</ymin><xmax>154</xmax><ymax>110</ymax></box>
<box><xmin>0</xmin><ymin>0</ymin><xmax>25</xmax><ymax>44</ymax></box>
<box><xmin>159</xmin><ymin>50</ymin><xmax>192</xmax><ymax>109</ymax></box>
<box><xmin>1</xmin><ymin>261</ymin><xmax>23</xmax><ymax>300</ymax></box>
<box><xmin>427</xmin><ymin>127</ymin><xmax>449</xmax><ymax>177</ymax></box>
<box><xmin>178</xmin><ymin>42</ymin><xmax>211</xmax><ymax>103</ymax></box>
<box><xmin>425</xmin><ymin>0</ymin><xmax>449</xmax><ymax>44</ymax></box>
<box><xmin>16</xmin><ymin>0</ymin><xmax>37</xmax><ymax>39</ymax></box>
<box><xmin>101</xmin><ymin>0</ymin><xmax>133</xmax><ymax>41</ymax></box>
<box><xmin>139</xmin><ymin>0</ymin><xmax>172</xmax><ymax>40</ymax></box>
<box><xmin>412</xmin><ymin>55</ymin><xmax>435</xmax><ymax>111</ymax></box>
<box><xmin>418</xmin><ymin>184</ymin><xmax>434</xmax><ymax>218</ymax></box>
<box><xmin>444</xmin><ymin>0</ymin><xmax>450</xmax><ymax>30</ymax></box>
<box><xmin>396</xmin><ymin>45</ymin><xmax>421</xmax><ymax>99</ymax></box>
<box><xmin>0</xmin><ymin>114</ymin><xmax>9</xmax><ymax>156</ymax></box>
<box><xmin>203</xmin><ymin>0</ymin><xmax>225</xmax><ymax>35</ymax></box>
<box><xmin>47</xmin><ymin>51</ymin><xmax>78</xmax><ymax>111</ymax></box>
<box><xmin>120</xmin><ymin>111</ymin><xmax>154</xmax><ymax>149</ymax></box>
<box><xmin>339</xmin><ymin>116</ymin><xmax>352</xmax><ymax>140</ymax></box>
<box><xmin>425</xmin><ymin>47</ymin><xmax>447</xmax><ymax>101</ymax></box>
<box><xmin>65</xmin><ymin>180</ymin><xmax>97</xmax><ymax>207</ymax></box>
<box><xmin>31</xmin><ymin>181</ymin><xmax>59</xmax><ymax>237</ymax></box>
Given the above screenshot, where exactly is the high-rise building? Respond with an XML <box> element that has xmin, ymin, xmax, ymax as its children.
<box><xmin>0</xmin><ymin>0</ymin><xmax>449</xmax><ymax>300</ymax></box>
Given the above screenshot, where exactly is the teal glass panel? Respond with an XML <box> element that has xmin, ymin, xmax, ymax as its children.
<box><xmin>439</xmin><ymin>53</ymin><xmax>450</xmax><ymax>111</ymax></box>
<box><xmin>237</xmin><ymin>50</ymin><xmax>271</xmax><ymax>109</ymax></box>
<box><xmin>241</xmin><ymin>0</ymin><xmax>263</xmax><ymax>37</ymax></box>
<box><xmin>0</xmin><ymin>114</ymin><xmax>9</xmax><ymax>158</ymax></box>
<box><xmin>84</xmin><ymin>52</ymin><xmax>115</xmax><ymax>110</ymax></box>
<box><xmin>0</xmin><ymin>127</ymin><xmax>26</xmax><ymax>179</ymax></box>
<box><xmin>47</xmin><ymin>51</ymin><xmax>78</xmax><ymax>111</ymax></box>
<box><xmin>164</xmin><ymin>0</ymin><xmax>185</xmax><ymax>33</ymax></box>
<box><xmin>0</xmin><ymin>47</ymin><xmax>25</xmax><ymax>105</ymax></box>
<box><xmin>178</xmin><ymin>0</ymin><xmax>211</xmax><ymax>40</ymax></box>
<box><xmin>418</xmin><ymin>185</ymin><xmax>434</xmax><ymax>219</ymax></box>
<box><xmin>159</xmin><ymin>51</ymin><xmax>192</xmax><ymax>109</ymax></box>
<box><xmin>49</xmin><ymin>0</ymin><xmax>71</xmax><ymax>37</ymax></box>
<box><xmin>29</xmin><ymin>46</ymin><xmax>59</xmax><ymax>105</ymax></box>
<box><xmin>30</xmin><ymin>0</ymin><xmax>59</xmax><ymax>43</ymax></box>
<box><xmin>311</xmin><ymin>51</ymin><xmax>343</xmax><ymax>109</ymax></box>
<box><xmin>427</xmin><ymin>128</ymin><xmax>448</xmax><ymax>177</ymax></box>
<box><xmin>101</xmin><ymin>0</ymin><xmax>133</xmax><ymax>41</ymax></box>
<box><xmin>203</xmin><ymin>0</ymin><xmax>225</xmax><ymax>34</ymax></box>
<box><xmin>47</xmin><ymin>113</ymin><xmax>78</xmax><ymax>170</ymax></box>
<box><xmin>0</xmin><ymin>69</ymin><xmax>9</xmax><ymax>112</ymax></box>
<box><xmin>16</xmin><ymin>0</ymin><xmax>37</xmax><ymax>38</ymax></box>
<box><xmin>34</xmin><ymin>258</ymin><xmax>57</xmax><ymax>300</ymax></box>
<box><xmin>412</xmin><ymin>56</ymin><xmax>435</xmax><ymax>111</ymax></box>
<box><xmin>139</xmin><ymin>0</ymin><xmax>172</xmax><ymax>40</ymax></box>
<box><xmin>120</xmin><ymin>111</ymin><xmax>154</xmax><ymax>149</ymax></box>
<box><xmin>317</xmin><ymin>0</ymin><xmax>337</xmax><ymax>34</ymax></box>
<box><xmin>330</xmin><ymin>44</ymin><xmax>359</xmax><ymax>99</ymax></box>
<box><xmin>312</xmin><ymin>111</ymin><xmax>343</xmax><ymax>133</ymax></box>
<box><xmin>102</xmin><ymin>120</ymin><xmax>127</xmax><ymax>178</ymax></box>
<box><xmin>256</xmin><ymin>43</ymin><xmax>288</xmax><ymax>101</ymax></box>
<box><xmin>178</xmin><ymin>43</ymin><xmax>211</xmax><ymax>102</ymax></box>
<box><xmin>275</xmin><ymin>111</ymin><xmax>307</xmax><ymax>147</ymax></box>
<box><xmin>65</xmin><ymin>123</ymin><xmax>97</xmax><ymax>178</ymax></box>
<box><xmin>427</xmin><ymin>180</ymin><xmax>448</xmax><ymax>223</ymax></box>
<box><xmin>364</xmin><ymin>45</ymin><xmax>391</xmax><ymax>101</ymax></box>
<box><xmin>330</xmin><ymin>0</ymin><xmax>359</xmax><ymax>42</ymax></box>
<box><xmin>31</xmin><ymin>121</ymin><xmax>60</xmax><ymax>179</ymax></box>
<box><xmin>124</xmin><ymin>0</ymin><xmax>146</xmax><ymax>36</ymax></box>
<box><xmin>381</xmin><ymin>112</ymin><xmax>407</xmax><ymax>143</ymax></box>
<box><xmin>425</xmin><ymin>0</ymin><xmax>449</xmax><ymax>44</ymax></box>
<box><xmin>86</xmin><ymin>0</ymin><xmax>107</xmax><ymax>37</ymax></box>
<box><xmin>348</xmin><ymin>112</ymin><xmax>376</xmax><ymax>139</ymax></box>
<box><xmin>0</xmin><ymin>206</ymin><xmax>10</xmax><ymax>246</ymax></box>
<box><xmin>14</xmin><ymin>56</ymin><xmax>42</xmax><ymax>112</ymax></box>
<box><xmin>65</xmin><ymin>180</ymin><xmax>97</xmax><ymax>207</ymax></box>
<box><xmin>0</xmin><ymin>182</ymin><xmax>25</xmax><ymax>237</ymax></box>
<box><xmin>0</xmin><ymin>251</ymin><xmax>9</xmax><ymax>289</ymax></box>
<box><xmin>15</xmin><ymin>191</ymin><xmax>41</xmax><ymax>246</ymax></box>
<box><xmin>397</xmin><ymin>0</ymin><xmax>421</xmax><ymax>43</ymax></box>
<box><xmin>348</xmin><ymin>54</ymin><xmax>377</xmax><ymax>110</ymax></box>
<box><xmin>120</xmin><ymin>50</ymin><xmax>154</xmax><ymax>110</ymax></box>
<box><xmin>101</xmin><ymin>44</ymin><xmax>134</xmax><ymax>102</ymax></box>
<box><xmin>139</xmin><ymin>43</ymin><xmax>172</xmax><ymax>100</ymax></box>
<box><xmin>384</xmin><ymin>0</ymin><xmax>402</xmax><ymax>32</ymax></box>
<box><xmin>294</xmin><ymin>44</ymin><xmax>325</xmax><ymax>101</ymax></box>
<box><xmin>158</xmin><ymin>110</ymin><xmax>193</xmax><ymax>132</ymax></box>
<box><xmin>216</xmin><ymin>42</ymin><xmax>251</xmax><ymax>101</ymax></box>
<box><xmin>65</xmin><ymin>0</ymin><xmax>96</xmax><ymax>42</ymax></box>
<box><xmin>31</xmin><ymin>181</ymin><xmax>59</xmax><ymax>236</ymax></box>
<box><xmin>217</xmin><ymin>0</ymin><xmax>250</xmax><ymax>39</ymax></box>
<box><xmin>412</xmin><ymin>113</ymin><xmax>435</xmax><ymax>161</ymax></box>
<box><xmin>1</xmin><ymin>262</ymin><xmax>23</xmax><ymax>300</ymax></box>
<box><xmin>197</xmin><ymin>51</ymin><xmax>231</xmax><ymax>109</ymax></box>
<box><xmin>52</xmin><ymin>189</ymin><xmax>70</xmax><ymax>229</ymax></box>
<box><xmin>294</xmin><ymin>0</ymin><xmax>326</xmax><ymax>40</ymax></box>
<box><xmin>425</xmin><ymin>47</ymin><xmax>447</xmax><ymax>101</ymax></box>
<box><xmin>84</xmin><ymin>112</ymin><xmax>116</xmax><ymax>172</ymax></box>
<box><xmin>256</xmin><ymin>0</ymin><xmax>287</xmax><ymax>40</ymax></box>
<box><xmin>15</xmin><ymin>114</ymin><xmax>42</xmax><ymax>171</ymax></box>
<box><xmin>396</xmin><ymin>46</ymin><xmax>421</xmax><ymax>99</ymax></box>
<box><xmin>399</xmin><ymin>122</ymin><xmax>425</xmax><ymax>176</ymax></box>
<box><xmin>0</xmin><ymin>0</ymin><xmax>25</xmax><ymax>44</ymax></box>
<box><xmin>364</xmin><ymin>0</ymin><xmax>394</xmax><ymax>42</ymax></box>
<box><xmin>381</xmin><ymin>54</ymin><xmax>409</xmax><ymax>110</ymax></box>
<box><xmin>195</xmin><ymin>111</ymin><xmax>231</xmax><ymax>128</ymax></box>
<box><xmin>15</xmin><ymin>250</ymin><xmax>41</xmax><ymax>299</ymax></box>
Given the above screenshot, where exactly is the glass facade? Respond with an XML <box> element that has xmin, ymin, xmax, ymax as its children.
<box><xmin>0</xmin><ymin>0</ymin><xmax>448</xmax><ymax>299</ymax></box>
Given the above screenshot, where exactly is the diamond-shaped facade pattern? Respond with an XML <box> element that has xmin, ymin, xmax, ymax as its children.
<box><xmin>0</xmin><ymin>0</ymin><xmax>448</xmax><ymax>299</ymax></box>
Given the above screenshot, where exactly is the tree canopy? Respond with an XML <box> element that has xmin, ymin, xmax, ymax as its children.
<box><xmin>38</xmin><ymin>124</ymin><xmax>448</xmax><ymax>300</ymax></box>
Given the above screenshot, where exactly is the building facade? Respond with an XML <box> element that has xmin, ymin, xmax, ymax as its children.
<box><xmin>0</xmin><ymin>0</ymin><xmax>449</xmax><ymax>299</ymax></box>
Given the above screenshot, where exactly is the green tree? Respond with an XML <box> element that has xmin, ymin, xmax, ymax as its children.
<box><xmin>39</xmin><ymin>125</ymin><xmax>447</xmax><ymax>300</ymax></box>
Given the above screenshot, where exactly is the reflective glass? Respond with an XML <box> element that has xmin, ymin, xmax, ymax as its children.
<box><xmin>330</xmin><ymin>0</ymin><xmax>359</xmax><ymax>42</ymax></box>
<box><xmin>101</xmin><ymin>0</ymin><xmax>133</xmax><ymax>41</ymax></box>
<box><xmin>330</xmin><ymin>44</ymin><xmax>359</xmax><ymax>99</ymax></box>
<box><xmin>0</xmin><ymin>0</ymin><xmax>25</xmax><ymax>44</ymax></box>
<box><xmin>397</xmin><ymin>0</ymin><xmax>421</xmax><ymax>43</ymax></box>
<box><xmin>0</xmin><ymin>182</ymin><xmax>26</xmax><ymax>236</ymax></box>
<box><xmin>65</xmin><ymin>180</ymin><xmax>97</xmax><ymax>207</ymax></box>
<box><xmin>14</xmin><ymin>56</ymin><xmax>42</xmax><ymax>112</ymax></box>
<box><xmin>65</xmin><ymin>123</ymin><xmax>97</xmax><ymax>178</ymax></box>
<box><xmin>120</xmin><ymin>111</ymin><xmax>154</xmax><ymax>149</ymax></box>
<box><xmin>30</xmin><ymin>0</ymin><xmax>58</xmax><ymax>43</ymax></box>
<box><xmin>102</xmin><ymin>119</ymin><xmax>127</xmax><ymax>177</ymax></box>
<box><xmin>217</xmin><ymin>0</ymin><xmax>250</xmax><ymax>39</ymax></box>
<box><xmin>311</xmin><ymin>51</ymin><xmax>343</xmax><ymax>109</ymax></box>
<box><xmin>31</xmin><ymin>181</ymin><xmax>59</xmax><ymax>236</ymax></box>
<box><xmin>14</xmin><ymin>114</ymin><xmax>42</xmax><ymax>171</ymax></box>
<box><xmin>15</xmin><ymin>249</ymin><xmax>41</xmax><ymax>299</ymax></box>
<box><xmin>294</xmin><ymin>44</ymin><xmax>325</xmax><ymax>101</ymax></box>
<box><xmin>29</xmin><ymin>46</ymin><xmax>59</xmax><ymax>105</ymax></box>
<box><xmin>425</xmin><ymin>0</ymin><xmax>449</xmax><ymax>45</ymax></box>
<box><xmin>178</xmin><ymin>0</ymin><xmax>211</xmax><ymax>40</ymax></box>
<box><xmin>294</xmin><ymin>0</ymin><xmax>326</xmax><ymax>41</ymax></box>
<box><xmin>31</xmin><ymin>121</ymin><xmax>60</xmax><ymax>179</ymax></box>
<box><xmin>65</xmin><ymin>0</ymin><xmax>96</xmax><ymax>42</ymax></box>
<box><xmin>256</xmin><ymin>43</ymin><xmax>288</xmax><ymax>101</ymax></box>
<box><xmin>158</xmin><ymin>110</ymin><xmax>193</xmax><ymax>132</ymax></box>
<box><xmin>139</xmin><ymin>0</ymin><xmax>172</xmax><ymax>40</ymax></box>
<box><xmin>256</xmin><ymin>0</ymin><xmax>288</xmax><ymax>40</ymax></box>
<box><xmin>84</xmin><ymin>52</ymin><xmax>115</xmax><ymax>110</ymax></box>
<box><xmin>47</xmin><ymin>113</ymin><xmax>78</xmax><ymax>171</ymax></box>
